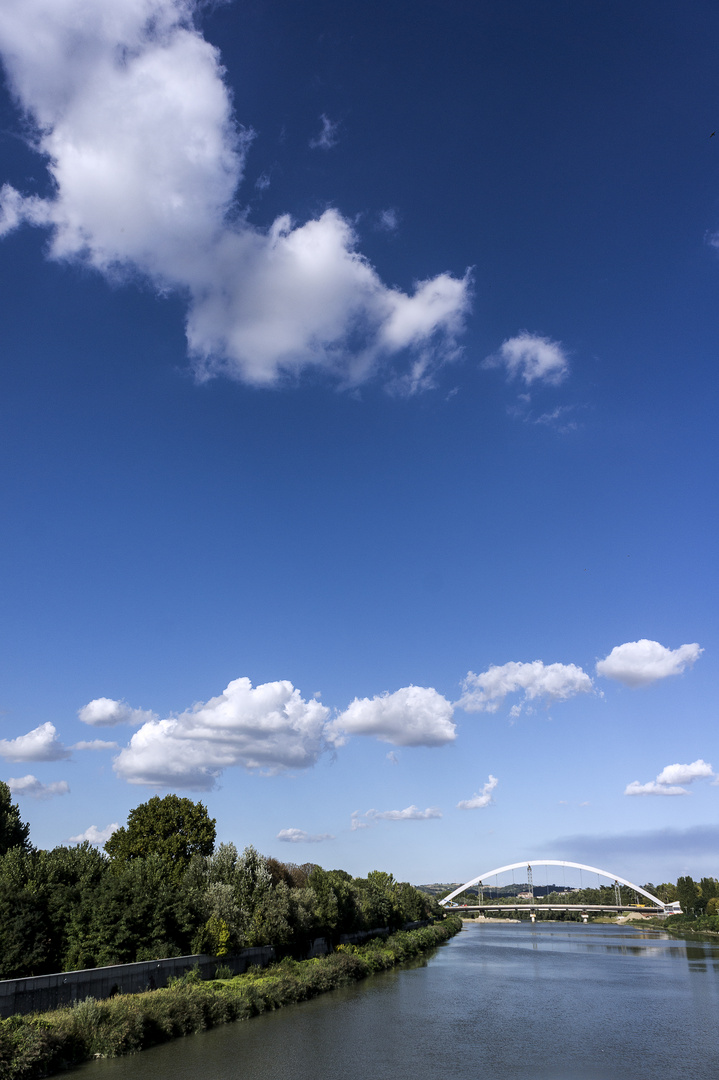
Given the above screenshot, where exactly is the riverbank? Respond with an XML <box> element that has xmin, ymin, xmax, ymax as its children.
<box><xmin>0</xmin><ymin>918</ymin><xmax>462</xmax><ymax>1079</ymax></box>
<box><xmin>461</xmin><ymin>916</ymin><xmax>519</xmax><ymax>923</ymax></box>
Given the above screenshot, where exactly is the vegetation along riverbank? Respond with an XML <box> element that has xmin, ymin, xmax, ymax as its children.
<box><xmin>0</xmin><ymin>918</ymin><xmax>462</xmax><ymax>1079</ymax></box>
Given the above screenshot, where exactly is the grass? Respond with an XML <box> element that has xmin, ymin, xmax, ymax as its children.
<box><xmin>0</xmin><ymin>918</ymin><xmax>462</xmax><ymax>1079</ymax></box>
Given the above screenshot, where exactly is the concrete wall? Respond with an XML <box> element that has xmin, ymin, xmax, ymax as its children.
<box><xmin>0</xmin><ymin>946</ymin><xmax>275</xmax><ymax>1019</ymax></box>
<box><xmin>0</xmin><ymin>921</ymin><xmax>427</xmax><ymax>1018</ymax></box>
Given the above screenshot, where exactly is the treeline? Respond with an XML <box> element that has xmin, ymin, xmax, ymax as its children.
<box><xmin>0</xmin><ymin>786</ymin><xmax>442</xmax><ymax>980</ymax></box>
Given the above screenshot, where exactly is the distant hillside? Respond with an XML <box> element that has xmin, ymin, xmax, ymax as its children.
<box><xmin>415</xmin><ymin>883</ymin><xmax>463</xmax><ymax>897</ymax></box>
<box><xmin>416</xmin><ymin>882</ymin><xmax>577</xmax><ymax>899</ymax></box>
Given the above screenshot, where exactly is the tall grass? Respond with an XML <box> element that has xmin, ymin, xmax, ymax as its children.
<box><xmin>0</xmin><ymin>918</ymin><xmax>462</xmax><ymax>1079</ymax></box>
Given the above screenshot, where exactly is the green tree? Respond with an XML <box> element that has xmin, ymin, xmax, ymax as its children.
<box><xmin>89</xmin><ymin>854</ymin><xmax>195</xmax><ymax>964</ymax></box>
<box><xmin>656</xmin><ymin>882</ymin><xmax>677</xmax><ymax>904</ymax></box>
<box><xmin>308</xmin><ymin>867</ymin><xmax>340</xmax><ymax>936</ymax></box>
<box><xmin>676</xmin><ymin>875</ymin><xmax>699</xmax><ymax>914</ymax></box>
<box><xmin>105</xmin><ymin>795</ymin><xmax>216</xmax><ymax>881</ymax></box>
<box><xmin>254</xmin><ymin>881</ymin><xmax>294</xmax><ymax>945</ymax></box>
<box><xmin>395</xmin><ymin>881</ymin><xmax>426</xmax><ymax>923</ymax></box>
<box><xmin>0</xmin><ymin>848</ymin><xmax>50</xmax><ymax>977</ymax></box>
<box><xmin>698</xmin><ymin>877</ymin><xmax>719</xmax><ymax>913</ymax></box>
<box><xmin>0</xmin><ymin>781</ymin><xmax>31</xmax><ymax>855</ymax></box>
<box><xmin>358</xmin><ymin>871</ymin><xmax>403</xmax><ymax>930</ymax></box>
<box><xmin>39</xmin><ymin>842</ymin><xmax>108</xmax><ymax>971</ymax></box>
<box><xmin>235</xmin><ymin>845</ymin><xmax>272</xmax><ymax>945</ymax></box>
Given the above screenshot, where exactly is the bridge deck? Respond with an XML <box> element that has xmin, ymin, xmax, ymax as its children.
<box><xmin>449</xmin><ymin>904</ymin><xmax>664</xmax><ymax>915</ymax></box>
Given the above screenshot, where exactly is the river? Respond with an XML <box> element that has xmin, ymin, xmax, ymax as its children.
<box><xmin>76</xmin><ymin>921</ymin><xmax>719</xmax><ymax>1080</ymax></box>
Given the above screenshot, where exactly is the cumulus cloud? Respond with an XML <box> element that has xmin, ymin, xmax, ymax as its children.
<box><xmin>624</xmin><ymin>780</ymin><xmax>689</xmax><ymax>797</ymax></box>
<box><xmin>309</xmin><ymin>113</ymin><xmax>339</xmax><ymax>149</ymax></box>
<box><xmin>327</xmin><ymin>685</ymin><xmax>456</xmax><ymax>748</ymax></box>
<box><xmin>72</xmin><ymin>739</ymin><xmax>119</xmax><ymax>750</ymax></box>
<box><xmin>625</xmin><ymin>758</ymin><xmax>714</xmax><ymax>797</ymax></box>
<box><xmin>458</xmin><ymin>661</ymin><xmax>593</xmax><ymax>714</ymax></box>
<box><xmin>78</xmin><ymin>698</ymin><xmax>158</xmax><ymax>727</ymax></box>
<box><xmin>8</xmin><ymin>775</ymin><xmax>69</xmax><ymax>799</ymax></box>
<box><xmin>484</xmin><ymin>331</ymin><xmax>569</xmax><ymax>386</ymax></box>
<box><xmin>113</xmin><ymin>676</ymin><xmax>330</xmax><ymax>789</ymax></box>
<box><xmin>596</xmin><ymin>640</ymin><xmax>702</xmax><ymax>687</ymax></box>
<box><xmin>69</xmin><ymin>822</ymin><xmax>119</xmax><ymax>845</ymax></box>
<box><xmin>277</xmin><ymin>828</ymin><xmax>335</xmax><ymax>843</ymax></box>
<box><xmin>457</xmin><ymin>774</ymin><xmax>498</xmax><ymax>810</ymax></box>
<box><xmin>0</xmin><ymin>722</ymin><xmax>71</xmax><ymax>762</ymax></box>
<box><xmin>656</xmin><ymin>759</ymin><xmax>714</xmax><ymax>785</ymax></box>
<box><xmin>0</xmin><ymin>0</ymin><xmax>470</xmax><ymax>391</ymax></box>
<box><xmin>351</xmin><ymin>805</ymin><xmax>442</xmax><ymax>829</ymax></box>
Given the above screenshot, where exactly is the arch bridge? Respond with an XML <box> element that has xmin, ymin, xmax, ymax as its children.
<box><xmin>439</xmin><ymin>860</ymin><xmax>680</xmax><ymax>920</ymax></box>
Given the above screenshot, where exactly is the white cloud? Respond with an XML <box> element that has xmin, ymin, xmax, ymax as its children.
<box><xmin>328</xmin><ymin>685</ymin><xmax>456</xmax><ymax>748</ymax></box>
<box><xmin>72</xmin><ymin>739</ymin><xmax>119</xmax><ymax>750</ymax></box>
<box><xmin>386</xmin><ymin>751</ymin><xmax>399</xmax><ymax>765</ymax></box>
<box><xmin>351</xmin><ymin>805</ymin><xmax>442</xmax><ymax>829</ymax></box>
<box><xmin>457</xmin><ymin>774</ymin><xmax>498</xmax><ymax>810</ymax></box>
<box><xmin>78</xmin><ymin>698</ymin><xmax>158</xmax><ymax>727</ymax></box>
<box><xmin>378</xmin><ymin>208</ymin><xmax>398</xmax><ymax>232</ymax></box>
<box><xmin>484</xmin><ymin>331</ymin><xmax>569</xmax><ymax>386</ymax></box>
<box><xmin>534</xmin><ymin>404</ymin><xmax>578</xmax><ymax>432</ymax></box>
<box><xmin>458</xmin><ymin>661</ymin><xmax>593</xmax><ymax>714</ymax></box>
<box><xmin>625</xmin><ymin>758</ymin><xmax>714</xmax><ymax>797</ymax></box>
<box><xmin>0</xmin><ymin>722</ymin><xmax>71</xmax><ymax>762</ymax></box>
<box><xmin>655</xmin><ymin>759</ymin><xmax>713</xmax><ymax>785</ymax></box>
<box><xmin>113</xmin><ymin>676</ymin><xmax>330</xmax><ymax>789</ymax></box>
<box><xmin>0</xmin><ymin>0</ymin><xmax>470</xmax><ymax>391</ymax></box>
<box><xmin>596</xmin><ymin>639</ymin><xmax>702</xmax><ymax>687</ymax></box>
<box><xmin>69</xmin><ymin>822</ymin><xmax>119</xmax><ymax>845</ymax></box>
<box><xmin>309</xmin><ymin>113</ymin><xmax>339</xmax><ymax>150</ymax></box>
<box><xmin>8</xmin><ymin>774</ymin><xmax>70</xmax><ymax>799</ymax></box>
<box><xmin>277</xmin><ymin>828</ymin><xmax>335</xmax><ymax>843</ymax></box>
<box><xmin>624</xmin><ymin>780</ymin><xmax>689</xmax><ymax>797</ymax></box>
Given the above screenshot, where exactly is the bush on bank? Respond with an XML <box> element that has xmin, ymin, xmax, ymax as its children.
<box><xmin>0</xmin><ymin>918</ymin><xmax>462</xmax><ymax>1079</ymax></box>
<box><xmin>664</xmin><ymin>913</ymin><xmax>719</xmax><ymax>933</ymax></box>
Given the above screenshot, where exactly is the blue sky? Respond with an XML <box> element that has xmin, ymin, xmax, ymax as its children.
<box><xmin>0</xmin><ymin>0</ymin><xmax>717</xmax><ymax>887</ymax></box>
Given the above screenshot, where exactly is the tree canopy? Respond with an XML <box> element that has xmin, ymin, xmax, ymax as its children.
<box><xmin>104</xmin><ymin>794</ymin><xmax>216</xmax><ymax>880</ymax></box>
<box><xmin>0</xmin><ymin>780</ymin><xmax>31</xmax><ymax>856</ymax></box>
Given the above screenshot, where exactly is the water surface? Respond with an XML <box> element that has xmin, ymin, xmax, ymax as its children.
<box><xmin>77</xmin><ymin>922</ymin><xmax>719</xmax><ymax>1080</ymax></box>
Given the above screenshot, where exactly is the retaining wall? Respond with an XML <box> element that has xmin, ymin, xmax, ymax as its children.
<box><xmin>0</xmin><ymin>921</ymin><xmax>427</xmax><ymax>1018</ymax></box>
<box><xmin>0</xmin><ymin>946</ymin><xmax>274</xmax><ymax>1018</ymax></box>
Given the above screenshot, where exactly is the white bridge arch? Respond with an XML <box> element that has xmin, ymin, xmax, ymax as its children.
<box><xmin>440</xmin><ymin>860</ymin><xmax>665</xmax><ymax>909</ymax></box>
